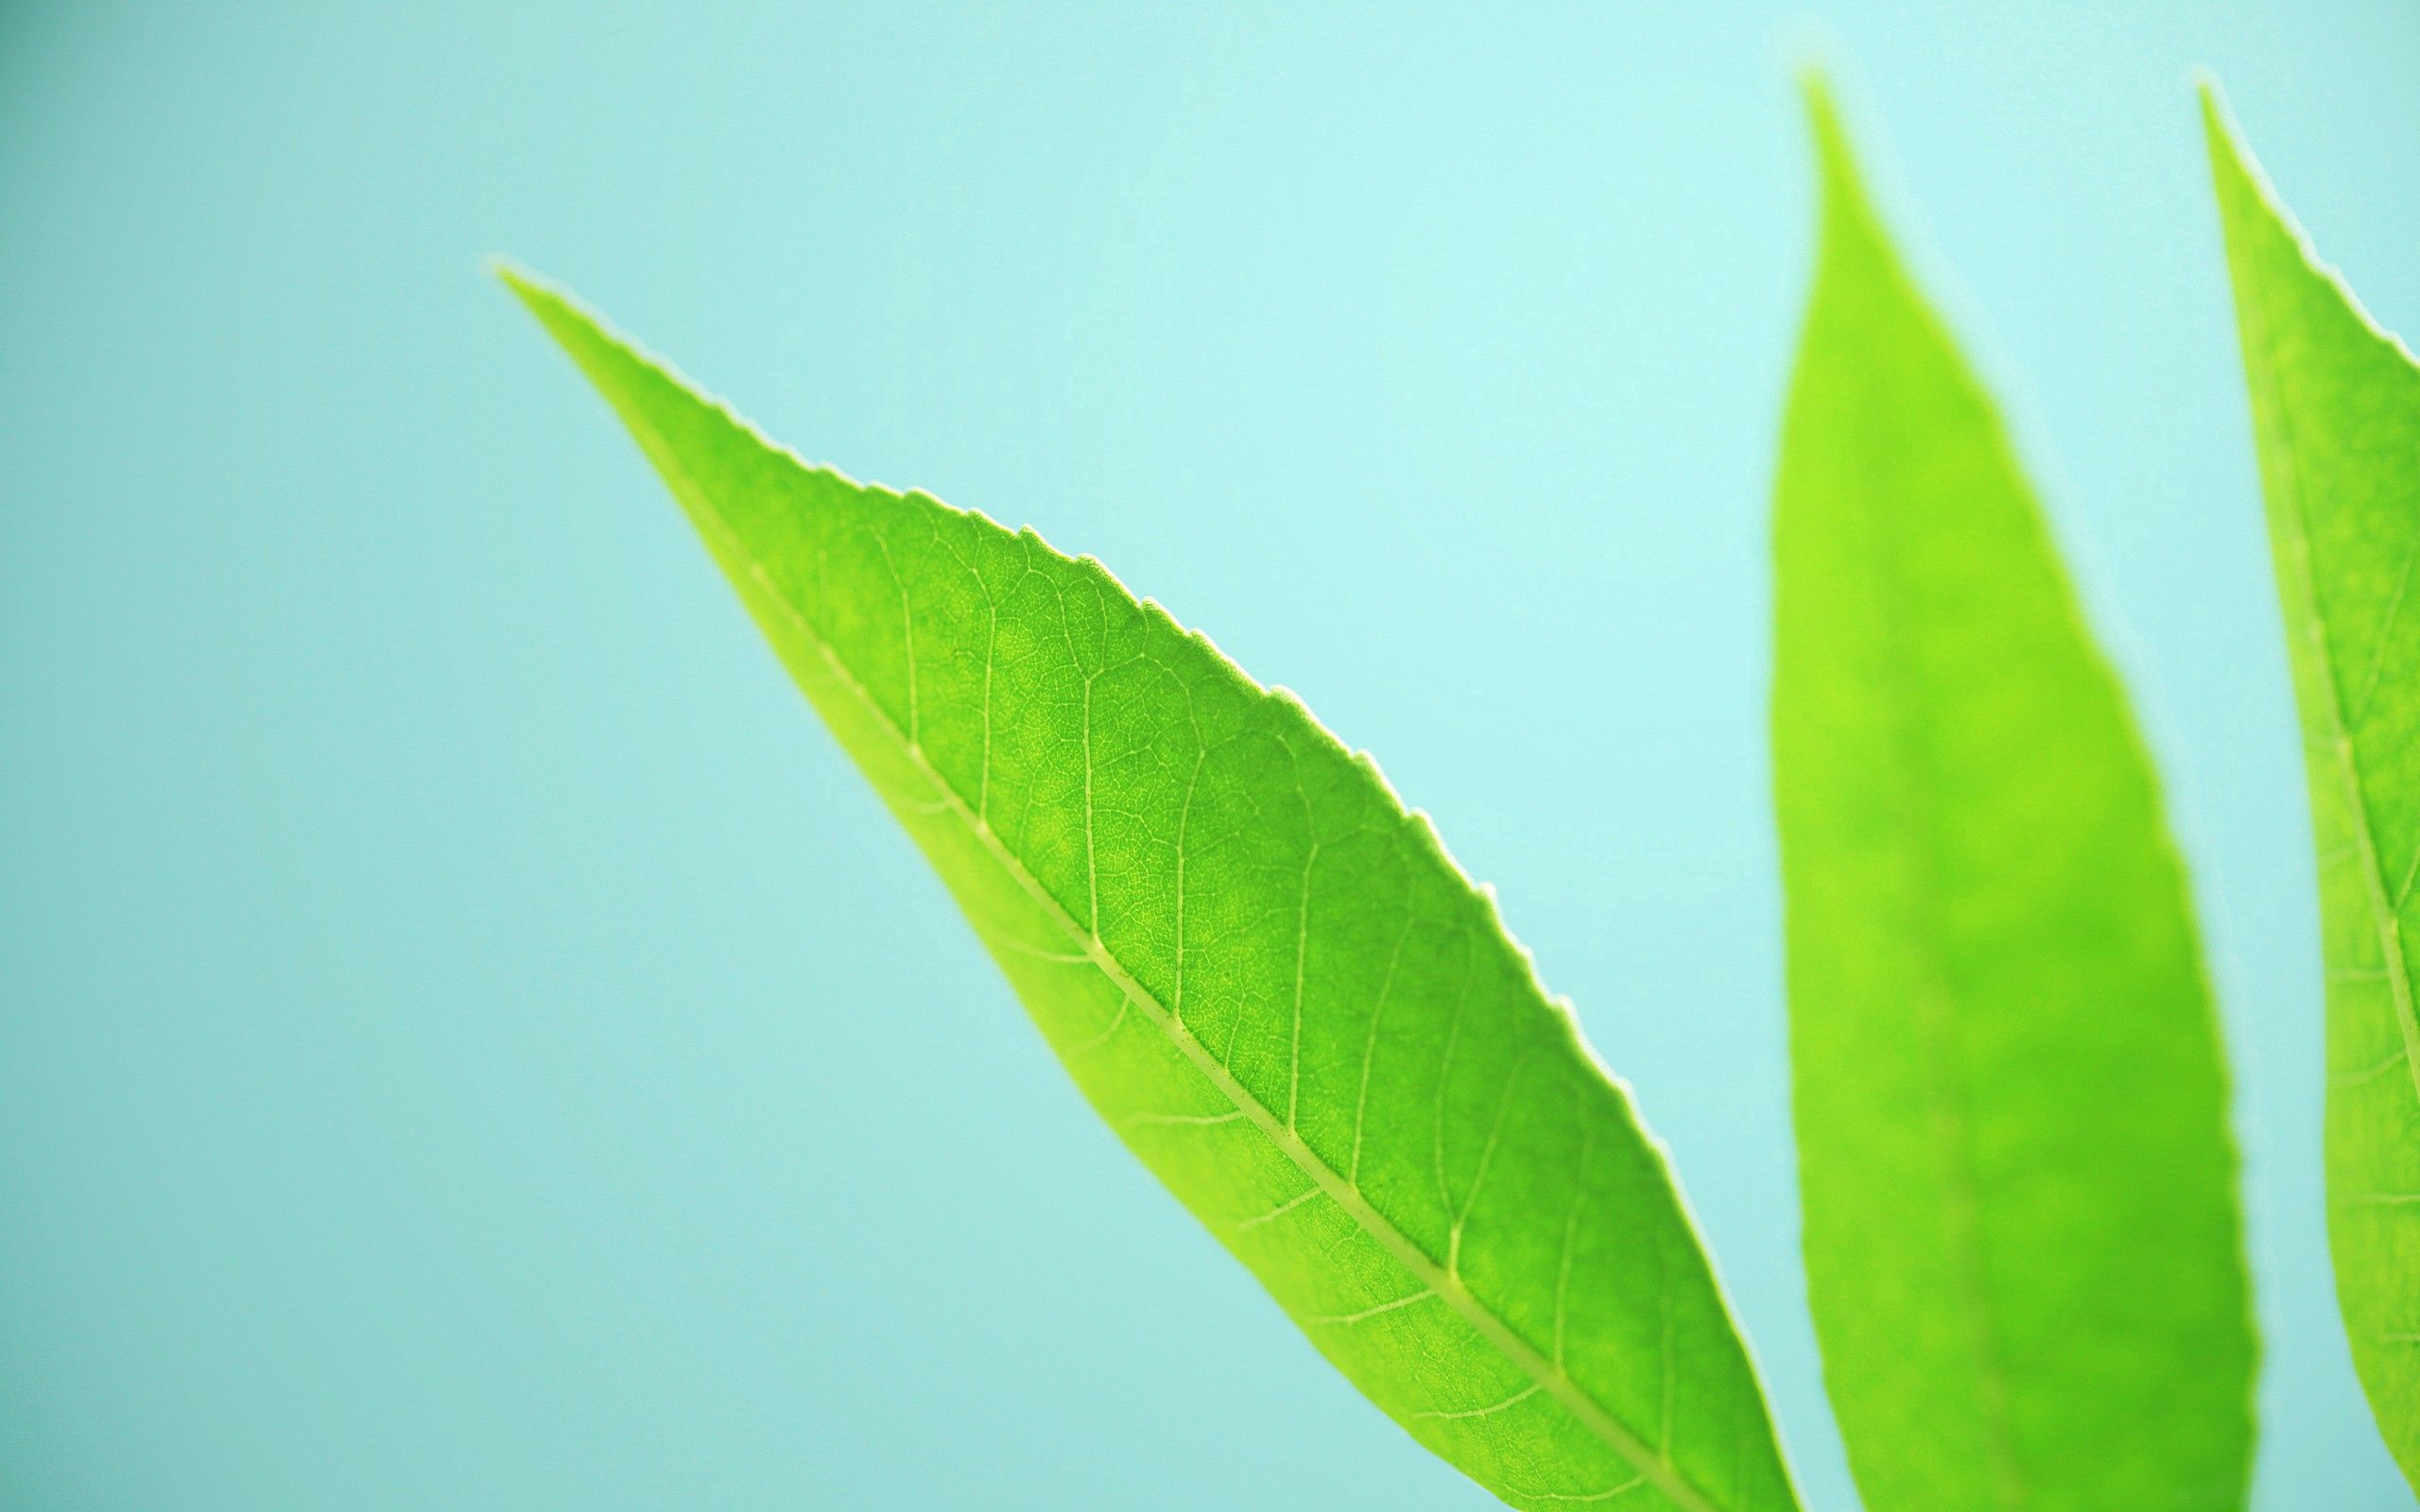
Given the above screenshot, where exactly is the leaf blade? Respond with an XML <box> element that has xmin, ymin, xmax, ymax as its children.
<box><xmin>502</xmin><ymin>266</ymin><xmax>1801</xmax><ymax>1512</ymax></box>
<box><xmin>2203</xmin><ymin>84</ymin><xmax>2420</xmax><ymax>1493</ymax></box>
<box><xmin>1771</xmin><ymin>83</ymin><xmax>2256</xmax><ymax>1511</ymax></box>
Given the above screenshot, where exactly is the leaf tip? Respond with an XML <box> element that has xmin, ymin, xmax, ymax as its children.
<box><xmin>1793</xmin><ymin>62</ymin><xmax>1844</xmax><ymax>148</ymax></box>
<box><xmin>1773</xmin><ymin>21</ymin><xmax>1846</xmax><ymax>107</ymax></box>
<box><xmin>483</xmin><ymin>260</ymin><xmax>663</xmax><ymax>412</ymax></box>
<box><xmin>1792</xmin><ymin>65</ymin><xmax>1879</xmax><ymax>242</ymax></box>
<box><xmin>487</xmin><ymin>256</ymin><xmax>587</xmax><ymax>334</ymax></box>
<box><xmin>2194</xmin><ymin>72</ymin><xmax>2255</xmax><ymax>190</ymax></box>
<box><xmin>2192</xmin><ymin>77</ymin><xmax>2301</xmax><ymax>263</ymax></box>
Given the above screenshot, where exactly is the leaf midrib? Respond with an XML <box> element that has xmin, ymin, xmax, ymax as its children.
<box><xmin>1802</xmin><ymin>195</ymin><xmax>2030</xmax><ymax>1508</ymax></box>
<box><xmin>1858</xmin><ymin>530</ymin><xmax>2030</xmax><ymax>1512</ymax></box>
<box><xmin>1837</xmin><ymin>444</ymin><xmax>2029</xmax><ymax>1512</ymax></box>
<box><xmin>645</xmin><ymin>426</ymin><xmax>1730</xmax><ymax>1512</ymax></box>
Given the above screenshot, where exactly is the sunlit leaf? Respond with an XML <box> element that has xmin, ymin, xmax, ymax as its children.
<box><xmin>2204</xmin><ymin>81</ymin><xmax>2420</xmax><ymax>1494</ymax></box>
<box><xmin>502</xmin><ymin>267</ymin><xmax>1801</xmax><ymax>1511</ymax></box>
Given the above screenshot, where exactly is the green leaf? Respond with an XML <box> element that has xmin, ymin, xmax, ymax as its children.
<box><xmin>1771</xmin><ymin>80</ymin><xmax>2256</xmax><ymax>1511</ymax></box>
<box><xmin>2204</xmin><ymin>82</ymin><xmax>2420</xmax><ymax>1493</ymax></box>
<box><xmin>500</xmin><ymin>266</ymin><xmax>1801</xmax><ymax>1512</ymax></box>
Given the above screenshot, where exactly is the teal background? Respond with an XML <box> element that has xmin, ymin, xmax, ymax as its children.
<box><xmin>2</xmin><ymin>2</ymin><xmax>2414</xmax><ymax>1507</ymax></box>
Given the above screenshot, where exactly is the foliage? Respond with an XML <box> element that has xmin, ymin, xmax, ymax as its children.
<box><xmin>505</xmin><ymin>72</ymin><xmax>2420</xmax><ymax>1511</ymax></box>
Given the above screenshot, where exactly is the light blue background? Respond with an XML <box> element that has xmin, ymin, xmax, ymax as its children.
<box><xmin>3</xmin><ymin>3</ymin><xmax>2415</xmax><ymax>1507</ymax></box>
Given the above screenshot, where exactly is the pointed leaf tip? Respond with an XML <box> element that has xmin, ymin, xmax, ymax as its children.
<box><xmin>1798</xmin><ymin>69</ymin><xmax>1853</xmax><ymax>191</ymax></box>
<box><xmin>2197</xmin><ymin>77</ymin><xmax>2259</xmax><ymax>198</ymax></box>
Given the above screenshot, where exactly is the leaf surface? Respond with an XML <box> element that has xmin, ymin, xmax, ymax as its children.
<box><xmin>1771</xmin><ymin>82</ymin><xmax>2256</xmax><ymax>1511</ymax></box>
<box><xmin>502</xmin><ymin>268</ymin><xmax>1800</xmax><ymax>1511</ymax></box>
<box><xmin>2204</xmin><ymin>85</ymin><xmax>2420</xmax><ymax>1493</ymax></box>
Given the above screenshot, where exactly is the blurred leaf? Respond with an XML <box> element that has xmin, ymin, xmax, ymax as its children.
<box><xmin>501</xmin><ymin>267</ymin><xmax>1801</xmax><ymax>1511</ymax></box>
<box><xmin>1771</xmin><ymin>79</ymin><xmax>2256</xmax><ymax>1511</ymax></box>
<box><xmin>2204</xmin><ymin>82</ymin><xmax>2420</xmax><ymax>1494</ymax></box>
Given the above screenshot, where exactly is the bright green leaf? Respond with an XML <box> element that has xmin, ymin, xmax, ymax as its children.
<box><xmin>1771</xmin><ymin>81</ymin><xmax>2256</xmax><ymax>1511</ymax></box>
<box><xmin>500</xmin><ymin>267</ymin><xmax>1801</xmax><ymax>1512</ymax></box>
<box><xmin>2204</xmin><ymin>83</ymin><xmax>2420</xmax><ymax>1493</ymax></box>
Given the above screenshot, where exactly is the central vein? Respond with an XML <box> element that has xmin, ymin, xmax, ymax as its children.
<box><xmin>660</xmin><ymin>456</ymin><xmax>1731</xmax><ymax>1512</ymax></box>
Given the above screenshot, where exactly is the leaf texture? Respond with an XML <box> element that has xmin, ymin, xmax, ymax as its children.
<box><xmin>2204</xmin><ymin>84</ymin><xmax>2420</xmax><ymax>1493</ymax></box>
<box><xmin>502</xmin><ymin>268</ymin><xmax>1801</xmax><ymax>1511</ymax></box>
<box><xmin>1771</xmin><ymin>82</ymin><xmax>2256</xmax><ymax>1511</ymax></box>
